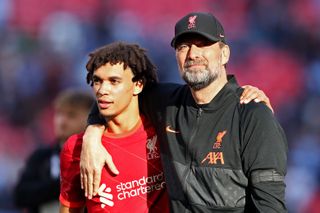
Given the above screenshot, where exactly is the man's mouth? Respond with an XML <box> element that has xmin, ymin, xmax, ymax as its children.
<box><xmin>185</xmin><ymin>64</ymin><xmax>205</xmax><ymax>68</ymax></box>
<box><xmin>184</xmin><ymin>61</ymin><xmax>206</xmax><ymax>69</ymax></box>
<box><xmin>98</xmin><ymin>100</ymin><xmax>112</xmax><ymax>109</ymax></box>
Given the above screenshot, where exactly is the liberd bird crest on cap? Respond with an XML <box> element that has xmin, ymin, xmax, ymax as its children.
<box><xmin>188</xmin><ymin>15</ymin><xmax>197</xmax><ymax>29</ymax></box>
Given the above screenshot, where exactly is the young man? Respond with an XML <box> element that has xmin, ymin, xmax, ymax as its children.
<box><xmin>81</xmin><ymin>12</ymin><xmax>287</xmax><ymax>212</ymax></box>
<box><xmin>14</xmin><ymin>89</ymin><xmax>94</xmax><ymax>213</ymax></box>
<box><xmin>59</xmin><ymin>42</ymin><xmax>169</xmax><ymax>212</ymax></box>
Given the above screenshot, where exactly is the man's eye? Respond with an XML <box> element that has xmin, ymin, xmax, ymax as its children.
<box><xmin>110</xmin><ymin>79</ymin><xmax>120</xmax><ymax>85</ymax></box>
<box><xmin>92</xmin><ymin>77</ymin><xmax>100</xmax><ymax>83</ymax></box>
<box><xmin>177</xmin><ymin>44</ymin><xmax>189</xmax><ymax>51</ymax></box>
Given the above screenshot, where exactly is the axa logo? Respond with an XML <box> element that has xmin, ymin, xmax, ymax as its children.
<box><xmin>201</xmin><ymin>130</ymin><xmax>227</xmax><ymax>165</ymax></box>
<box><xmin>201</xmin><ymin>152</ymin><xmax>224</xmax><ymax>165</ymax></box>
<box><xmin>98</xmin><ymin>183</ymin><xmax>114</xmax><ymax>208</ymax></box>
<box><xmin>188</xmin><ymin>15</ymin><xmax>197</xmax><ymax>29</ymax></box>
<box><xmin>147</xmin><ymin>135</ymin><xmax>160</xmax><ymax>160</ymax></box>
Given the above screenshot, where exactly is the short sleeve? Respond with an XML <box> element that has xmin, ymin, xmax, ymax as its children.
<box><xmin>59</xmin><ymin>135</ymin><xmax>86</xmax><ymax>208</ymax></box>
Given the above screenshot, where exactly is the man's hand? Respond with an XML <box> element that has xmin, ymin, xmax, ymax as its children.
<box><xmin>240</xmin><ymin>85</ymin><xmax>274</xmax><ymax>113</ymax></box>
<box><xmin>80</xmin><ymin>124</ymin><xmax>119</xmax><ymax>199</ymax></box>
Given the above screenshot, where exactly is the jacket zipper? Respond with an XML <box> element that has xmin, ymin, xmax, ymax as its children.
<box><xmin>183</xmin><ymin>107</ymin><xmax>203</xmax><ymax>200</ymax></box>
<box><xmin>188</xmin><ymin>107</ymin><xmax>202</xmax><ymax>161</ymax></box>
<box><xmin>189</xmin><ymin>107</ymin><xmax>203</xmax><ymax>144</ymax></box>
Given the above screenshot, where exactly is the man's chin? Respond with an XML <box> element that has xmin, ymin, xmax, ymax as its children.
<box><xmin>183</xmin><ymin>78</ymin><xmax>215</xmax><ymax>91</ymax></box>
<box><xmin>187</xmin><ymin>82</ymin><xmax>208</xmax><ymax>91</ymax></box>
<box><xmin>99</xmin><ymin>110</ymin><xmax>114</xmax><ymax>119</ymax></box>
<box><xmin>182</xmin><ymin>76</ymin><xmax>207</xmax><ymax>90</ymax></box>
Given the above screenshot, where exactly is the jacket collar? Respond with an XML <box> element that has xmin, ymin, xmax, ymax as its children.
<box><xmin>186</xmin><ymin>75</ymin><xmax>241</xmax><ymax>110</ymax></box>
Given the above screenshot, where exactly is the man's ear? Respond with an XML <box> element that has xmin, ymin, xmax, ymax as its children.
<box><xmin>133</xmin><ymin>80</ymin><xmax>144</xmax><ymax>95</ymax></box>
<box><xmin>221</xmin><ymin>44</ymin><xmax>230</xmax><ymax>65</ymax></box>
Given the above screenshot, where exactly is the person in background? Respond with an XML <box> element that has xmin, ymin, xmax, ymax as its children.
<box><xmin>80</xmin><ymin>12</ymin><xmax>287</xmax><ymax>212</ymax></box>
<box><xmin>14</xmin><ymin>89</ymin><xmax>94</xmax><ymax>213</ymax></box>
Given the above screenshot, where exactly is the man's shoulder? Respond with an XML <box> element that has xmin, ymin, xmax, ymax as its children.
<box><xmin>240</xmin><ymin>101</ymin><xmax>273</xmax><ymax>116</ymax></box>
<box><xmin>140</xmin><ymin>83</ymin><xmax>188</xmax><ymax>112</ymax></box>
<box><xmin>147</xmin><ymin>82</ymin><xmax>187</xmax><ymax>97</ymax></box>
<box><xmin>141</xmin><ymin>115</ymin><xmax>157</xmax><ymax>137</ymax></box>
<box><xmin>27</xmin><ymin>142</ymin><xmax>61</xmax><ymax>161</ymax></box>
<box><xmin>61</xmin><ymin>133</ymin><xmax>84</xmax><ymax>157</ymax></box>
<box><xmin>239</xmin><ymin>101</ymin><xmax>278</xmax><ymax>128</ymax></box>
<box><xmin>26</xmin><ymin>146</ymin><xmax>53</xmax><ymax>163</ymax></box>
<box><xmin>31</xmin><ymin>145</ymin><xmax>54</xmax><ymax>155</ymax></box>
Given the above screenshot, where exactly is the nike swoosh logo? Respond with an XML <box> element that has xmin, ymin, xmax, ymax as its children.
<box><xmin>166</xmin><ymin>125</ymin><xmax>180</xmax><ymax>134</ymax></box>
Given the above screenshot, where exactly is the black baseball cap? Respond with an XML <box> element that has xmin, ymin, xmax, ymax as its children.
<box><xmin>171</xmin><ymin>12</ymin><xmax>226</xmax><ymax>47</ymax></box>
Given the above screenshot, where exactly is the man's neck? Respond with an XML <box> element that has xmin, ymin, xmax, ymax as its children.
<box><xmin>105</xmin><ymin>103</ymin><xmax>141</xmax><ymax>134</ymax></box>
<box><xmin>106</xmin><ymin>115</ymin><xmax>141</xmax><ymax>134</ymax></box>
<box><xmin>190</xmin><ymin>75</ymin><xmax>228</xmax><ymax>105</ymax></box>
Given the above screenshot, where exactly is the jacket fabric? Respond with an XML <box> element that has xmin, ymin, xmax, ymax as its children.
<box><xmin>14</xmin><ymin>142</ymin><xmax>61</xmax><ymax>213</ymax></box>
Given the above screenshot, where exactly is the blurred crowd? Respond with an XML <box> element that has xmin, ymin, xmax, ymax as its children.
<box><xmin>0</xmin><ymin>0</ymin><xmax>319</xmax><ymax>212</ymax></box>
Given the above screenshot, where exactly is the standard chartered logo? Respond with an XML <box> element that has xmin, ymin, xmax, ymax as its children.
<box><xmin>98</xmin><ymin>183</ymin><xmax>114</xmax><ymax>208</ymax></box>
<box><xmin>98</xmin><ymin>172</ymin><xmax>165</xmax><ymax>208</ymax></box>
<box><xmin>116</xmin><ymin>172</ymin><xmax>165</xmax><ymax>200</ymax></box>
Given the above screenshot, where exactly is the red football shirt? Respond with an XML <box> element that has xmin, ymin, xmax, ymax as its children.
<box><xmin>59</xmin><ymin>117</ymin><xmax>169</xmax><ymax>212</ymax></box>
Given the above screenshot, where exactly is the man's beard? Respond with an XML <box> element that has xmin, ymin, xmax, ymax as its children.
<box><xmin>182</xmin><ymin>61</ymin><xmax>218</xmax><ymax>90</ymax></box>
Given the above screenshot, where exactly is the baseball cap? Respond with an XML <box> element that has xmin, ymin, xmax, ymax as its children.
<box><xmin>171</xmin><ymin>12</ymin><xmax>226</xmax><ymax>47</ymax></box>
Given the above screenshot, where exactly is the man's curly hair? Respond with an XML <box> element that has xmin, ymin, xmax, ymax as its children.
<box><xmin>86</xmin><ymin>42</ymin><xmax>158</xmax><ymax>89</ymax></box>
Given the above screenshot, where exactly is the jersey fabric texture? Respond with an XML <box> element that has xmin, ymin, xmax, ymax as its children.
<box><xmin>60</xmin><ymin>117</ymin><xmax>169</xmax><ymax>213</ymax></box>
<box><xmin>89</xmin><ymin>75</ymin><xmax>288</xmax><ymax>212</ymax></box>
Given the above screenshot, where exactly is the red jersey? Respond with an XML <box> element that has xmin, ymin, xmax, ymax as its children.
<box><xmin>59</xmin><ymin>117</ymin><xmax>169</xmax><ymax>212</ymax></box>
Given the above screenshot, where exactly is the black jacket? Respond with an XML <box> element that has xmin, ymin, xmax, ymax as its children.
<box><xmin>13</xmin><ymin>143</ymin><xmax>61</xmax><ymax>213</ymax></box>
<box><xmin>89</xmin><ymin>76</ymin><xmax>288</xmax><ymax>213</ymax></box>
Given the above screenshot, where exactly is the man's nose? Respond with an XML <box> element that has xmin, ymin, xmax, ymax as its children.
<box><xmin>187</xmin><ymin>44</ymin><xmax>201</xmax><ymax>59</ymax></box>
<box><xmin>98</xmin><ymin>82</ymin><xmax>111</xmax><ymax>95</ymax></box>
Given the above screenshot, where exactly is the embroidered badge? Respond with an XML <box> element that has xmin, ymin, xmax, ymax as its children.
<box><xmin>188</xmin><ymin>15</ymin><xmax>197</xmax><ymax>29</ymax></box>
